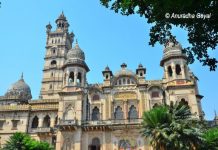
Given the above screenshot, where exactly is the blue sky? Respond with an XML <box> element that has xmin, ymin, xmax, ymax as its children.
<box><xmin>0</xmin><ymin>0</ymin><xmax>217</xmax><ymax>120</ymax></box>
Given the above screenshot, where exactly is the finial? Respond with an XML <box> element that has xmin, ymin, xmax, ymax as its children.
<box><xmin>21</xmin><ymin>72</ymin><xmax>24</xmax><ymax>80</ymax></box>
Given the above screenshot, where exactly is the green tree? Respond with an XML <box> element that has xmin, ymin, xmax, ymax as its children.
<box><xmin>2</xmin><ymin>132</ymin><xmax>53</xmax><ymax>150</ymax></box>
<box><xmin>141</xmin><ymin>104</ymin><xmax>203</xmax><ymax>150</ymax></box>
<box><xmin>201</xmin><ymin>127</ymin><xmax>218</xmax><ymax>150</ymax></box>
<box><xmin>100</xmin><ymin>0</ymin><xmax>218</xmax><ymax>71</ymax></box>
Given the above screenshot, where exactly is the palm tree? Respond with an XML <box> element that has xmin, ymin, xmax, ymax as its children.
<box><xmin>141</xmin><ymin>103</ymin><xmax>203</xmax><ymax>150</ymax></box>
<box><xmin>201</xmin><ymin>127</ymin><xmax>218</xmax><ymax>150</ymax></box>
<box><xmin>2</xmin><ymin>132</ymin><xmax>53</xmax><ymax>150</ymax></box>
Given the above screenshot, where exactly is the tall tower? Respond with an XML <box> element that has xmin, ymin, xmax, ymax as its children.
<box><xmin>56</xmin><ymin>41</ymin><xmax>89</xmax><ymax>150</ymax></box>
<box><xmin>40</xmin><ymin>12</ymin><xmax>74</xmax><ymax>99</ymax></box>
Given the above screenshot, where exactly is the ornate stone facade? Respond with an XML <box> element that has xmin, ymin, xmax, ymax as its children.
<box><xmin>0</xmin><ymin>13</ymin><xmax>203</xmax><ymax>150</ymax></box>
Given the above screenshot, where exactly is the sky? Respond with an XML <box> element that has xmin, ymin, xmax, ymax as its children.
<box><xmin>0</xmin><ymin>0</ymin><xmax>217</xmax><ymax>120</ymax></box>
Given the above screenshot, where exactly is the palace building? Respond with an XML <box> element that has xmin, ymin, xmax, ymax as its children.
<box><xmin>0</xmin><ymin>13</ymin><xmax>204</xmax><ymax>150</ymax></box>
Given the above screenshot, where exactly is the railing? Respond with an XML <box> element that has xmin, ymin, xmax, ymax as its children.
<box><xmin>31</xmin><ymin>127</ymin><xmax>52</xmax><ymax>133</ymax></box>
<box><xmin>59</xmin><ymin>119</ymin><xmax>77</xmax><ymax>126</ymax></box>
<box><xmin>82</xmin><ymin>118</ymin><xmax>143</xmax><ymax>126</ymax></box>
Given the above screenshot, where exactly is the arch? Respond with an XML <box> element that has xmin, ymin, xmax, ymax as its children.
<box><xmin>49</xmin><ymin>84</ymin><xmax>53</xmax><ymax>89</ymax></box>
<box><xmin>140</xmin><ymin>72</ymin><xmax>143</xmax><ymax>76</ymax></box>
<box><xmin>179</xmin><ymin>98</ymin><xmax>189</xmax><ymax>107</ymax></box>
<box><xmin>114</xmin><ymin>106</ymin><xmax>124</xmax><ymax>120</ymax></box>
<box><xmin>168</xmin><ymin>66</ymin><xmax>173</xmax><ymax>77</ymax></box>
<box><xmin>69</xmin><ymin>72</ymin><xmax>74</xmax><ymax>83</ymax></box>
<box><xmin>127</xmin><ymin>78</ymin><xmax>130</xmax><ymax>84</ymax></box>
<box><xmin>77</xmin><ymin>72</ymin><xmax>82</xmax><ymax>84</ymax></box>
<box><xmin>43</xmin><ymin>115</ymin><xmax>50</xmax><ymax>128</ymax></box>
<box><xmin>118</xmin><ymin>79</ymin><xmax>121</xmax><ymax>85</ymax></box>
<box><xmin>176</xmin><ymin>64</ymin><xmax>181</xmax><ymax>75</ymax></box>
<box><xmin>92</xmin><ymin>94</ymin><xmax>100</xmax><ymax>101</ymax></box>
<box><xmin>128</xmin><ymin>105</ymin><xmax>138</xmax><ymax>119</ymax></box>
<box><xmin>31</xmin><ymin>116</ymin><xmax>38</xmax><ymax>128</ymax></box>
<box><xmin>89</xmin><ymin>137</ymin><xmax>100</xmax><ymax>150</ymax></box>
<box><xmin>105</xmin><ymin>74</ymin><xmax>109</xmax><ymax>79</ymax></box>
<box><xmin>153</xmin><ymin>103</ymin><xmax>159</xmax><ymax>108</ymax></box>
<box><xmin>50</xmin><ymin>60</ymin><xmax>57</xmax><ymax>65</ymax></box>
<box><xmin>64</xmin><ymin>106</ymin><xmax>75</xmax><ymax>120</ymax></box>
<box><xmin>92</xmin><ymin>107</ymin><xmax>100</xmax><ymax>121</ymax></box>
<box><xmin>123</xmin><ymin>78</ymin><xmax>126</xmax><ymax>84</ymax></box>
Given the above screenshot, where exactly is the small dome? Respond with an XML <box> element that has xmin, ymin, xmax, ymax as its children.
<box><xmin>5</xmin><ymin>74</ymin><xmax>32</xmax><ymax>101</ymax></box>
<box><xmin>114</xmin><ymin>63</ymin><xmax>135</xmax><ymax>77</ymax></box>
<box><xmin>56</xmin><ymin>11</ymin><xmax>67</xmax><ymax>22</ymax></box>
<box><xmin>67</xmin><ymin>41</ymin><xmax>85</xmax><ymax>61</ymax></box>
<box><xmin>163</xmin><ymin>39</ymin><xmax>184</xmax><ymax>58</ymax></box>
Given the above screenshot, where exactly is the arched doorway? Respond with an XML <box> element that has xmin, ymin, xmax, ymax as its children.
<box><xmin>89</xmin><ymin>137</ymin><xmax>100</xmax><ymax>150</ymax></box>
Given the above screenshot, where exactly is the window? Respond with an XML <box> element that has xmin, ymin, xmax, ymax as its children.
<box><xmin>92</xmin><ymin>107</ymin><xmax>100</xmax><ymax>121</ymax></box>
<box><xmin>105</xmin><ymin>74</ymin><xmax>109</xmax><ymax>79</ymax></box>
<box><xmin>50</xmin><ymin>60</ymin><xmax>57</xmax><ymax>66</ymax></box>
<box><xmin>151</xmin><ymin>91</ymin><xmax>159</xmax><ymax>98</ymax></box>
<box><xmin>11</xmin><ymin>120</ymin><xmax>19</xmax><ymax>130</ymax></box>
<box><xmin>123</xmin><ymin>78</ymin><xmax>126</xmax><ymax>84</ymax></box>
<box><xmin>64</xmin><ymin>105</ymin><xmax>74</xmax><ymax>120</ymax></box>
<box><xmin>127</xmin><ymin>79</ymin><xmax>130</xmax><ymax>84</ymax></box>
<box><xmin>114</xmin><ymin>106</ymin><xmax>124</xmax><ymax>120</ymax></box>
<box><xmin>179</xmin><ymin>98</ymin><xmax>189</xmax><ymax>107</ymax></box>
<box><xmin>49</xmin><ymin>84</ymin><xmax>53</xmax><ymax>89</ymax></box>
<box><xmin>43</xmin><ymin>115</ymin><xmax>50</xmax><ymax>128</ymax></box>
<box><xmin>128</xmin><ymin>105</ymin><xmax>138</xmax><ymax>119</ymax></box>
<box><xmin>168</xmin><ymin>66</ymin><xmax>173</xmax><ymax>77</ymax></box>
<box><xmin>55</xmin><ymin>116</ymin><xmax>58</xmax><ymax>125</ymax></box>
<box><xmin>77</xmin><ymin>72</ymin><xmax>82</xmax><ymax>84</ymax></box>
<box><xmin>51</xmin><ymin>72</ymin><xmax>54</xmax><ymax>77</ymax></box>
<box><xmin>89</xmin><ymin>138</ymin><xmax>100</xmax><ymax>150</ymax></box>
<box><xmin>69</xmin><ymin>72</ymin><xmax>74</xmax><ymax>84</ymax></box>
<box><xmin>119</xmin><ymin>79</ymin><xmax>121</xmax><ymax>85</ymax></box>
<box><xmin>0</xmin><ymin>120</ymin><xmax>5</xmax><ymax>130</ymax></box>
<box><xmin>92</xmin><ymin>94</ymin><xmax>100</xmax><ymax>101</ymax></box>
<box><xmin>140</xmin><ymin>72</ymin><xmax>143</xmax><ymax>76</ymax></box>
<box><xmin>176</xmin><ymin>64</ymin><xmax>181</xmax><ymax>75</ymax></box>
<box><xmin>31</xmin><ymin>116</ymin><xmax>39</xmax><ymax>128</ymax></box>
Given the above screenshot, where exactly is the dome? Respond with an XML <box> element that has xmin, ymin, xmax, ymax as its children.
<box><xmin>55</xmin><ymin>11</ymin><xmax>67</xmax><ymax>23</ymax></box>
<box><xmin>114</xmin><ymin>63</ymin><xmax>136</xmax><ymax>77</ymax></box>
<box><xmin>5</xmin><ymin>74</ymin><xmax>32</xmax><ymax>101</ymax></box>
<box><xmin>163</xmin><ymin>39</ymin><xmax>183</xmax><ymax>57</ymax></box>
<box><xmin>67</xmin><ymin>41</ymin><xmax>85</xmax><ymax>61</ymax></box>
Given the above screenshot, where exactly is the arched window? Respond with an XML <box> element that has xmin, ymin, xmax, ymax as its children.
<box><xmin>119</xmin><ymin>79</ymin><xmax>121</xmax><ymax>85</ymax></box>
<box><xmin>52</xmin><ymin>49</ymin><xmax>56</xmax><ymax>54</ymax></box>
<box><xmin>43</xmin><ymin>115</ymin><xmax>50</xmax><ymax>128</ymax></box>
<box><xmin>176</xmin><ymin>64</ymin><xmax>181</xmax><ymax>75</ymax></box>
<box><xmin>69</xmin><ymin>72</ymin><xmax>74</xmax><ymax>83</ymax></box>
<box><xmin>119</xmin><ymin>140</ymin><xmax>131</xmax><ymax>149</ymax></box>
<box><xmin>151</xmin><ymin>91</ymin><xmax>159</xmax><ymax>98</ymax></box>
<box><xmin>92</xmin><ymin>107</ymin><xmax>100</xmax><ymax>121</ymax></box>
<box><xmin>179</xmin><ymin>98</ymin><xmax>189</xmax><ymax>107</ymax></box>
<box><xmin>31</xmin><ymin>116</ymin><xmax>38</xmax><ymax>128</ymax></box>
<box><xmin>128</xmin><ymin>105</ymin><xmax>138</xmax><ymax>119</ymax></box>
<box><xmin>105</xmin><ymin>74</ymin><xmax>109</xmax><ymax>79</ymax></box>
<box><xmin>51</xmin><ymin>60</ymin><xmax>57</xmax><ymax>66</ymax></box>
<box><xmin>168</xmin><ymin>66</ymin><xmax>173</xmax><ymax>77</ymax></box>
<box><xmin>89</xmin><ymin>137</ymin><xmax>100</xmax><ymax>150</ymax></box>
<box><xmin>114</xmin><ymin>106</ymin><xmax>124</xmax><ymax>120</ymax></box>
<box><xmin>140</xmin><ymin>72</ymin><xmax>143</xmax><ymax>76</ymax></box>
<box><xmin>123</xmin><ymin>78</ymin><xmax>126</xmax><ymax>84</ymax></box>
<box><xmin>127</xmin><ymin>79</ymin><xmax>130</xmax><ymax>84</ymax></box>
<box><xmin>49</xmin><ymin>84</ymin><xmax>53</xmax><ymax>89</ymax></box>
<box><xmin>92</xmin><ymin>94</ymin><xmax>100</xmax><ymax>101</ymax></box>
<box><xmin>64</xmin><ymin>106</ymin><xmax>74</xmax><ymax>120</ymax></box>
<box><xmin>77</xmin><ymin>72</ymin><xmax>82</xmax><ymax>84</ymax></box>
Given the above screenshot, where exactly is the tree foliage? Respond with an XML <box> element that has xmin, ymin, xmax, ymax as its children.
<box><xmin>201</xmin><ymin>127</ymin><xmax>218</xmax><ymax>150</ymax></box>
<box><xmin>2</xmin><ymin>132</ymin><xmax>53</xmax><ymax>150</ymax></box>
<box><xmin>141</xmin><ymin>103</ymin><xmax>203</xmax><ymax>150</ymax></box>
<box><xmin>100</xmin><ymin>0</ymin><xmax>218</xmax><ymax>71</ymax></box>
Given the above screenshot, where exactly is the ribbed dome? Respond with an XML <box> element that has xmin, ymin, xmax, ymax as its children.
<box><xmin>163</xmin><ymin>39</ymin><xmax>185</xmax><ymax>59</ymax></box>
<box><xmin>67</xmin><ymin>42</ymin><xmax>85</xmax><ymax>61</ymax></box>
<box><xmin>5</xmin><ymin>74</ymin><xmax>32</xmax><ymax>101</ymax></box>
<box><xmin>114</xmin><ymin>63</ymin><xmax>135</xmax><ymax>77</ymax></box>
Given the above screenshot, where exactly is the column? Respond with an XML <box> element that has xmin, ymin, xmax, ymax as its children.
<box><xmin>74</xmin><ymin>71</ymin><xmax>78</xmax><ymax>86</ymax></box>
<box><xmin>38</xmin><ymin>118</ymin><xmax>43</xmax><ymax>127</ymax></box>
<box><xmin>171</xmin><ymin>63</ymin><xmax>176</xmax><ymax>79</ymax></box>
<box><xmin>181</xmin><ymin>64</ymin><xmax>185</xmax><ymax>79</ymax></box>
<box><xmin>50</xmin><ymin>118</ymin><xmax>55</xmax><ymax>127</ymax></box>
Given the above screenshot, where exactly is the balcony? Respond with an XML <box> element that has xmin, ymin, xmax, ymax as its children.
<box><xmin>59</xmin><ymin>119</ymin><xmax>77</xmax><ymax>126</ymax></box>
<box><xmin>31</xmin><ymin>127</ymin><xmax>52</xmax><ymax>133</ymax></box>
<box><xmin>57</xmin><ymin>119</ymin><xmax>77</xmax><ymax>131</ymax></box>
